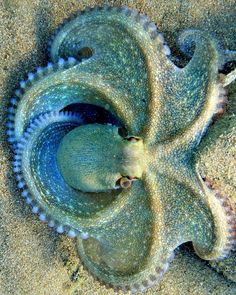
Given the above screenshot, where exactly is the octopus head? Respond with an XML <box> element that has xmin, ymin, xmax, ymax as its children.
<box><xmin>57</xmin><ymin>124</ymin><xmax>145</xmax><ymax>192</ymax></box>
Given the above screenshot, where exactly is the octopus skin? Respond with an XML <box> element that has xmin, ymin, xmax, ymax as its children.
<box><xmin>6</xmin><ymin>6</ymin><xmax>236</xmax><ymax>293</ymax></box>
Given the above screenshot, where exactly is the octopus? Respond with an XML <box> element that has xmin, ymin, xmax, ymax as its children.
<box><xmin>6</xmin><ymin>5</ymin><xmax>236</xmax><ymax>293</ymax></box>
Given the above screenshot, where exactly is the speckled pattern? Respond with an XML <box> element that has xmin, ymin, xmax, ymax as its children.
<box><xmin>5</xmin><ymin>4</ymin><xmax>236</xmax><ymax>293</ymax></box>
<box><xmin>1</xmin><ymin>1</ymin><xmax>236</xmax><ymax>295</ymax></box>
<box><xmin>197</xmin><ymin>108</ymin><xmax>236</xmax><ymax>282</ymax></box>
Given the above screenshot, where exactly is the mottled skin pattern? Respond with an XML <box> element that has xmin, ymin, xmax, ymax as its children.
<box><xmin>6</xmin><ymin>6</ymin><xmax>236</xmax><ymax>293</ymax></box>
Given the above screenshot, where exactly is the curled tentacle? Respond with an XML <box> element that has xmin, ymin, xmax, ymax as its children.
<box><xmin>48</xmin><ymin>5</ymin><xmax>171</xmax><ymax>63</ymax></box>
<box><xmin>48</xmin><ymin>5</ymin><xmax>177</xmax><ymax>136</ymax></box>
<box><xmin>14</xmin><ymin>111</ymin><xmax>146</xmax><ymax>238</ymax></box>
<box><xmin>146</xmin><ymin>161</ymin><xmax>236</xmax><ymax>261</ymax></box>
<box><xmin>145</xmin><ymin>30</ymin><xmax>228</xmax><ymax>147</ymax></box>
<box><xmin>77</xmin><ymin>237</ymin><xmax>174</xmax><ymax>293</ymax></box>
<box><xmin>201</xmin><ymin>177</ymin><xmax>236</xmax><ymax>259</ymax></box>
<box><xmin>76</xmin><ymin>172</ymin><xmax>174</xmax><ymax>293</ymax></box>
<box><xmin>9</xmin><ymin>56</ymin><xmax>147</xmax><ymax>141</ymax></box>
<box><xmin>7</xmin><ymin>57</ymin><xmax>79</xmax><ymax>143</ymax></box>
<box><xmin>191</xmin><ymin>175</ymin><xmax>236</xmax><ymax>260</ymax></box>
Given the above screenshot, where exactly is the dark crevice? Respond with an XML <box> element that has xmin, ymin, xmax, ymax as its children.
<box><xmin>118</xmin><ymin>126</ymin><xmax>128</xmax><ymax>138</ymax></box>
<box><xmin>61</xmin><ymin>103</ymin><xmax>121</xmax><ymax>126</ymax></box>
<box><xmin>70</xmin><ymin>264</ymin><xmax>81</xmax><ymax>282</ymax></box>
<box><xmin>219</xmin><ymin>60</ymin><xmax>236</xmax><ymax>75</ymax></box>
<box><xmin>77</xmin><ymin>47</ymin><xmax>93</xmax><ymax>60</ymax></box>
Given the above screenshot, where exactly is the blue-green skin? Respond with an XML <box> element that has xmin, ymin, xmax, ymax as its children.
<box><xmin>10</xmin><ymin>6</ymin><xmax>236</xmax><ymax>293</ymax></box>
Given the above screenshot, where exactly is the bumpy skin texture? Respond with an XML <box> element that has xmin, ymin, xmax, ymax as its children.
<box><xmin>197</xmin><ymin>114</ymin><xmax>236</xmax><ymax>282</ymax></box>
<box><xmin>7</xmin><ymin>6</ymin><xmax>236</xmax><ymax>293</ymax></box>
<box><xmin>57</xmin><ymin>124</ymin><xmax>145</xmax><ymax>192</ymax></box>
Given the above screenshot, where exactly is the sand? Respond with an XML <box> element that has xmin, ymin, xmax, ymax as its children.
<box><xmin>0</xmin><ymin>1</ymin><xmax>235</xmax><ymax>294</ymax></box>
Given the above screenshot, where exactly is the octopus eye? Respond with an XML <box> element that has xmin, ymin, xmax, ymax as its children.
<box><xmin>118</xmin><ymin>127</ymin><xmax>140</xmax><ymax>142</ymax></box>
<box><xmin>116</xmin><ymin>176</ymin><xmax>132</xmax><ymax>189</ymax></box>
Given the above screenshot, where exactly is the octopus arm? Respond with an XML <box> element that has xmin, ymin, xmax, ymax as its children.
<box><xmin>76</xmin><ymin>175</ymin><xmax>174</xmax><ymax>293</ymax></box>
<box><xmin>154</xmin><ymin>170</ymin><xmax>236</xmax><ymax>261</ymax></box>
<box><xmin>48</xmin><ymin>6</ymin><xmax>176</xmax><ymax>135</ymax></box>
<box><xmin>14</xmin><ymin>111</ymin><xmax>158</xmax><ymax>240</ymax></box>
<box><xmin>11</xmin><ymin>59</ymin><xmax>144</xmax><ymax>142</ymax></box>
<box><xmin>147</xmin><ymin>30</ymin><xmax>226</xmax><ymax>147</ymax></box>
<box><xmin>77</xmin><ymin>167</ymin><xmax>235</xmax><ymax>292</ymax></box>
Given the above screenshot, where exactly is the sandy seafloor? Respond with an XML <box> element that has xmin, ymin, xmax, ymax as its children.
<box><xmin>0</xmin><ymin>0</ymin><xmax>236</xmax><ymax>294</ymax></box>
